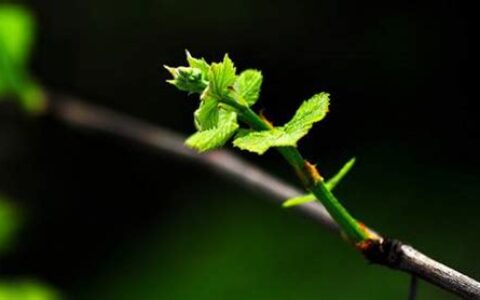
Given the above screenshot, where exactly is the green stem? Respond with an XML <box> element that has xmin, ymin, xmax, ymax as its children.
<box><xmin>309</xmin><ymin>181</ymin><xmax>368</xmax><ymax>243</ymax></box>
<box><xmin>235</xmin><ymin>104</ymin><xmax>369</xmax><ymax>243</ymax></box>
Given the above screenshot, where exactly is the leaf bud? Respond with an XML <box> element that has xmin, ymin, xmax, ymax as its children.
<box><xmin>164</xmin><ymin>65</ymin><xmax>208</xmax><ymax>94</ymax></box>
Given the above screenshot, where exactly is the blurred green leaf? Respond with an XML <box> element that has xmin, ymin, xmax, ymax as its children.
<box><xmin>0</xmin><ymin>5</ymin><xmax>44</xmax><ymax>112</ymax></box>
<box><xmin>0</xmin><ymin>280</ymin><xmax>60</xmax><ymax>300</ymax></box>
<box><xmin>0</xmin><ymin>5</ymin><xmax>34</xmax><ymax>68</ymax></box>
<box><xmin>234</xmin><ymin>93</ymin><xmax>330</xmax><ymax>154</ymax></box>
<box><xmin>0</xmin><ymin>195</ymin><xmax>21</xmax><ymax>253</ymax></box>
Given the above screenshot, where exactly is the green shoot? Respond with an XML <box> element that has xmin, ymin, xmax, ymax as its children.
<box><xmin>165</xmin><ymin>51</ymin><xmax>378</xmax><ymax>244</ymax></box>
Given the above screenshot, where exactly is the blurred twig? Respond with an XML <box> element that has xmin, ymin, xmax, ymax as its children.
<box><xmin>45</xmin><ymin>92</ymin><xmax>480</xmax><ymax>299</ymax></box>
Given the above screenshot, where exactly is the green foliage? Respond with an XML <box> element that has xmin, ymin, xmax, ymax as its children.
<box><xmin>207</xmin><ymin>54</ymin><xmax>236</xmax><ymax>99</ymax></box>
<box><xmin>0</xmin><ymin>5</ymin><xmax>43</xmax><ymax>112</ymax></box>
<box><xmin>0</xmin><ymin>195</ymin><xmax>21</xmax><ymax>253</ymax></box>
<box><xmin>283</xmin><ymin>92</ymin><xmax>330</xmax><ymax>140</ymax></box>
<box><xmin>164</xmin><ymin>66</ymin><xmax>207</xmax><ymax>94</ymax></box>
<box><xmin>233</xmin><ymin>128</ymin><xmax>292</xmax><ymax>154</ymax></box>
<box><xmin>233</xmin><ymin>93</ymin><xmax>330</xmax><ymax>154</ymax></box>
<box><xmin>165</xmin><ymin>53</ymin><xmax>330</xmax><ymax>154</ymax></box>
<box><xmin>234</xmin><ymin>69</ymin><xmax>262</xmax><ymax>106</ymax></box>
<box><xmin>193</xmin><ymin>96</ymin><xmax>219</xmax><ymax>130</ymax></box>
<box><xmin>186</xmin><ymin>50</ymin><xmax>209</xmax><ymax>80</ymax></box>
<box><xmin>282</xmin><ymin>158</ymin><xmax>356</xmax><ymax>207</ymax></box>
<box><xmin>0</xmin><ymin>281</ymin><xmax>60</xmax><ymax>300</ymax></box>
<box><xmin>165</xmin><ymin>51</ymin><xmax>210</xmax><ymax>94</ymax></box>
<box><xmin>166</xmin><ymin>52</ymin><xmax>370</xmax><ymax>243</ymax></box>
<box><xmin>166</xmin><ymin>52</ymin><xmax>241</xmax><ymax>151</ymax></box>
<box><xmin>186</xmin><ymin>110</ymin><xmax>239</xmax><ymax>152</ymax></box>
<box><xmin>0</xmin><ymin>6</ymin><xmax>34</xmax><ymax>69</ymax></box>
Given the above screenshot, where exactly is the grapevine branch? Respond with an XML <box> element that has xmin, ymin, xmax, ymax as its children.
<box><xmin>46</xmin><ymin>92</ymin><xmax>480</xmax><ymax>299</ymax></box>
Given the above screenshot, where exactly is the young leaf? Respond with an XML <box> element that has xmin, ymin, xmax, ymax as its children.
<box><xmin>325</xmin><ymin>157</ymin><xmax>356</xmax><ymax>190</ymax></box>
<box><xmin>233</xmin><ymin>92</ymin><xmax>330</xmax><ymax>154</ymax></box>
<box><xmin>186</xmin><ymin>50</ymin><xmax>209</xmax><ymax>79</ymax></box>
<box><xmin>234</xmin><ymin>69</ymin><xmax>262</xmax><ymax>106</ymax></box>
<box><xmin>164</xmin><ymin>65</ymin><xmax>207</xmax><ymax>94</ymax></box>
<box><xmin>207</xmin><ymin>54</ymin><xmax>236</xmax><ymax>98</ymax></box>
<box><xmin>193</xmin><ymin>96</ymin><xmax>219</xmax><ymax>130</ymax></box>
<box><xmin>186</xmin><ymin>110</ymin><xmax>239</xmax><ymax>152</ymax></box>
<box><xmin>233</xmin><ymin>128</ymin><xmax>290</xmax><ymax>154</ymax></box>
<box><xmin>283</xmin><ymin>92</ymin><xmax>330</xmax><ymax>139</ymax></box>
<box><xmin>282</xmin><ymin>194</ymin><xmax>316</xmax><ymax>208</ymax></box>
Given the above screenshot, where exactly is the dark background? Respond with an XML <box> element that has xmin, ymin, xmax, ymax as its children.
<box><xmin>0</xmin><ymin>0</ymin><xmax>477</xmax><ymax>299</ymax></box>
